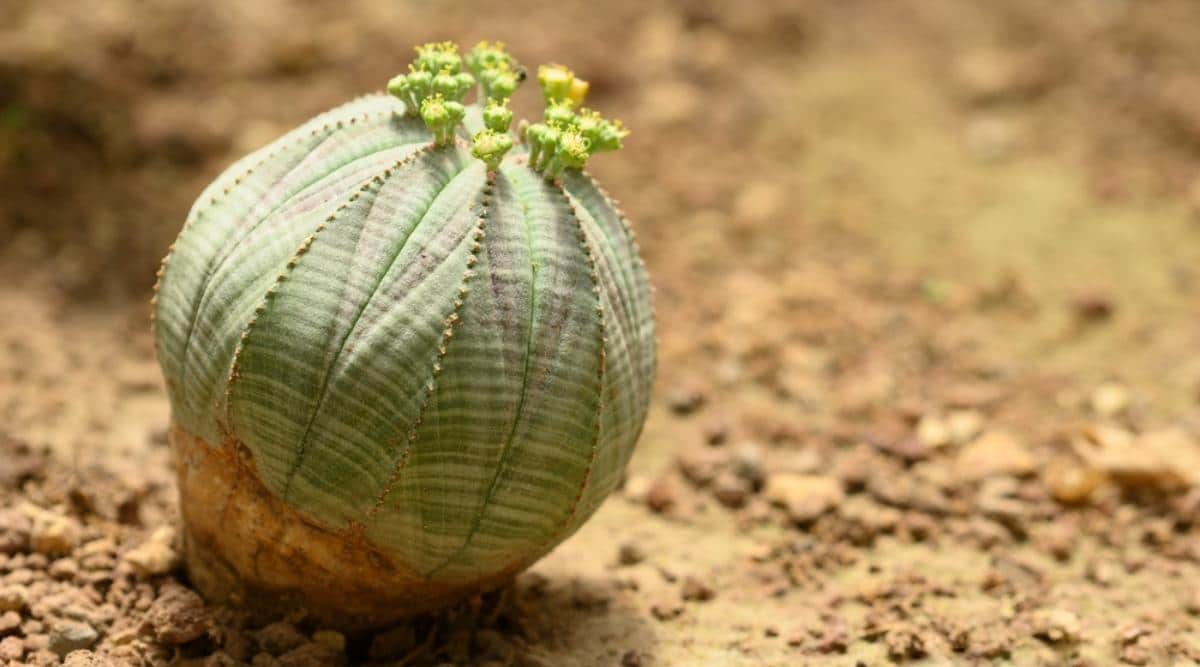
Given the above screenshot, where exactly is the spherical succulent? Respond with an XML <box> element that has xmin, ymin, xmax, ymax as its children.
<box><xmin>151</xmin><ymin>41</ymin><xmax>655</xmax><ymax>628</ymax></box>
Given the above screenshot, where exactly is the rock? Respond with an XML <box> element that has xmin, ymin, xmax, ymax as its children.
<box><xmin>885</xmin><ymin>624</ymin><xmax>928</xmax><ymax>660</ymax></box>
<box><xmin>954</xmin><ymin>431</ymin><xmax>1036</xmax><ymax>481</ymax></box>
<box><xmin>916</xmin><ymin>414</ymin><xmax>952</xmax><ymax>449</ymax></box>
<box><xmin>666</xmin><ymin>385</ymin><xmax>705</xmax><ymax>415</ymax></box>
<box><xmin>1072</xmin><ymin>291</ymin><xmax>1114</xmax><ymax>322</ymax></box>
<box><xmin>621</xmin><ymin>649</ymin><xmax>644</xmax><ymax>667</ymax></box>
<box><xmin>277</xmin><ymin>643</ymin><xmax>345</xmax><ymax>667</ymax></box>
<box><xmin>1086</xmin><ymin>557</ymin><xmax>1121</xmax><ymax>587</ymax></box>
<box><xmin>122</xmin><ymin>526</ymin><xmax>178</xmax><ymax>577</ymax></box>
<box><xmin>681</xmin><ymin>576</ymin><xmax>714</xmax><ymax>602</ymax></box>
<box><xmin>649</xmin><ymin>596</ymin><xmax>683</xmax><ymax>621</ymax></box>
<box><xmin>0</xmin><ymin>635</ymin><xmax>23</xmax><ymax>661</ymax></box>
<box><xmin>0</xmin><ymin>611</ymin><xmax>20</xmax><ymax>636</ymax></box>
<box><xmin>367</xmin><ymin>625</ymin><xmax>417</xmax><ymax>661</ymax></box>
<box><xmin>0</xmin><ymin>509</ymin><xmax>31</xmax><ymax>555</ymax></box>
<box><xmin>764</xmin><ymin>474</ymin><xmax>844</xmax><ymax>523</ymax></box>
<box><xmin>256</xmin><ymin>621</ymin><xmax>307</xmax><ymax>656</ymax></box>
<box><xmin>711</xmin><ymin>471</ymin><xmax>749</xmax><ymax>509</ymax></box>
<box><xmin>701</xmin><ymin>419</ymin><xmax>730</xmax><ymax>447</ymax></box>
<box><xmin>676</xmin><ymin>446</ymin><xmax>725</xmax><ymax>486</ymax></box>
<box><xmin>1076</xmin><ymin>426</ymin><xmax>1200</xmax><ymax>489</ymax></box>
<box><xmin>841</xmin><ymin>496</ymin><xmax>902</xmax><ymax>537</ymax></box>
<box><xmin>946</xmin><ymin>410</ymin><xmax>984</xmax><ymax>445</ymax></box>
<box><xmin>311</xmin><ymin>630</ymin><xmax>345</xmax><ymax>653</ymax></box>
<box><xmin>0</xmin><ymin>586</ymin><xmax>28</xmax><ymax>612</ymax></box>
<box><xmin>48</xmin><ymin>620</ymin><xmax>98</xmax><ymax>657</ymax></box>
<box><xmin>729</xmin><ymin>442</ymin><xmax>765</xmax><ymax>486</ymax></box>
<box><xmin>49</xmin><ymin>558</ymin><xmax>79</xmax><ymax>581</ymax></box>
<box><xmin>19</xmin><ymin>504</ymin><xmax>78</xmax><ymax>556</ymax></box>
<box><xmin>617</xmin><ymin>542</ymin><xmax>646</xmax><ymax>567</ymax></box>
<box><xmin>645</xmin><ymin>478</ymin><xmax>676</xmax><ymax>514</ymax></box>
<box><xmin>622</xmin><ymin>475</ymin><xmax>652</xmax><ymax>502</ymax></box>
<box><xmin>1090</xmin><ymin>382</ymin><xmax>1131</xmax><ymax>418</ymax></box>
<box><xmin>876</xmin><ymin>436</ymin><xmax>929</xmax><ymax>463</ymax></box>
<box><xmin>1044</xmin><ymin>460</ymin><xmax>1101</xmax><ymax>505</ymax></box>
<box><xmin>140</xmin><ymin>583</ymin><xmax>209</xmax><ymax>644</ymax></box>
<box><xmin>1032</xmin><ymin>608</ymin><xmax>1081</xmax><ymax>644</ymax></box>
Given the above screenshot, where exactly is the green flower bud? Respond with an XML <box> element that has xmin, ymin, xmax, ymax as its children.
<box><xmin>420</xmin><ymin>94</ymin><xmax>449</xmax><ymax>126</ymax></box>
<box><xmin>557</xmin><ymin>129</ymin><xmax>591</xmax><ymax>171</ymax></box>
<box><xmin>414</xmin><ymin>41</ymin><xmax>461</xmax><ymax>75</ymax></box>
<box><xmin>568</xmin><ymin>77</ymin><xmax>589</xmax><ymax>106</ymax></box>
<box><xmin>537</xmin><ymin>63</ymin><xmax>575</xmax><ymax>103</ymax></box>
<box><xmin>465</xmin><ymin>41</ymin><xmax>514</xmax><ymax>76</ymax></box>
<box><xmin>406</xmin><ymin>69</ymin><xmax>433</xmax><ymax>100</ymax></box>
<box><xmin>454</xmin><ymin>72</ymin><xmax>476</xmax><ymax>97</ymax></box>
<box><xmin>386</xmin><ymin>74</ymin><xmax>408</xmax><ymax>99</ymax></box>
<box><xmin>576</xmin><ymin>110</ymin><xmax>628</xmax><ymax>153</ymax></box>
<box><xmin>544</xmin><ymin>100</ymin><xmax>577</xmax><ymax>128</ymax></box>
<box><xmin>482</xmin><ymin>98</ymin><xmax>513</xmax><ymax>133</ymax></box>
<box><xmin>483</xmin><ymin>69</ymin><xmax>519</xmax><ymax>101</ymax></box>
<box><xmin>470</xmin><ymin>129</ymin><xmax>514</xmax><ymax>170</ymax></box>
<box><xmin>420</xmin><ymin>94</ymin><xmax>463</xmax><ymax>146</ymax></box>
<box><xmin>433</xmin><ymin>69</ymin><xmax>472</xmax><ymax>102</ymax></box>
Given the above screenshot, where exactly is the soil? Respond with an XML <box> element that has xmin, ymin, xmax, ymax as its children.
<box><xmin>4</xmin><ymin>1</ymin><xmax>1200</xmax><ymax>665</ymax></box>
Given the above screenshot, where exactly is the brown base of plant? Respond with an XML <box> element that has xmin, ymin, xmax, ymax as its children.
<box><xmin>170</xmin><ymin>423</ymin><xmax>518</xmax><ymax>633</ymax></box>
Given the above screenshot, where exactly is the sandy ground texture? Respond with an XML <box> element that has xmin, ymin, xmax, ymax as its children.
<box><xmin>5</xmin><ymin>0</ymin><xmax>1200</xmax><ymax>665</ymax></box>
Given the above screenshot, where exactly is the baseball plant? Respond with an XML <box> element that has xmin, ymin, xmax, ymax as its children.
<box><xmin>152</xmin><ymin>41</ymin><xmax>655</xmax><ymax>628</ymax></box>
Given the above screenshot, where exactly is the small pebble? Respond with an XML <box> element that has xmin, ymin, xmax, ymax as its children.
<box><xmin>1032</xmin><ymin>608</ymin><xmax>1081</xmax><ymax>644</ymax></box>
<box><xmin>0</xmin><ymin>586</ymin><xmax>27</xmax><ymax>612</ymax></box>
<box><xmin>140</xmin><ymin>583</ymin><xmax>210</xmax><ymax>644</ymax></box>
<box><xmin>711</xmin><ymin>471</ymin><xmax>748</xmax><ymax>509</ymax></box>
<box><xmin>48</xmin><ymin>620</ymin><xmax>99</xmax><ymax>657</ymax></box>
<box><xmin>0</xmin><ymin>635</ymin><xmax>23</xmax><ymax>661</ymax></box>
<box><xmin>311</xmin><ymin>630</ymin><xmax>345</xmax><ymax>653</ymax></box>
<box><xmin>617</xmin><ymin>542</ymin><xmax>646</xmax><ymax>566</ymax></box>
<box><xmin>1091</xmin><ymin>382</ymin><xmax>1131</xmax><ymax>418</ymax></box>
<box><xmin>645</xmin><ymin>479</ymin><xmax>676</xmax><ymax>513</ymax></box>
<box><xmin>649</xmin><ymin>597</ymin><xmax>683</xmax><ymax>621</ymax></box>
<box><xmin>49</xmin><ymin>558</ymin><xmax>80</xmax><ymax>581</ymax></box>
<box><xmin>23</xmin><ymin>506</ymin><xmax>77</xmax><ymax>557</ymax></box>
<box><xmin>256</xmin><ymin>621</ymin><xmax>307</xmax><ymax>656</ymax></box>
<box><xmin>0</xmin><ymin>610</ymin><xmax>20</xmax><ymax>637</ymax></box>
<box><xmin>681</xmin><ymin>576</ymin><xmax>715</xmax><ymax>602</ymax></box>
<box><xmin>123</xmin><ymin>526</ymin><xmax>179</xmax><ymax>577</ymax></box>
<box><xmin>763</xmin><ymin>473</ymin><xmax>843</xmax><ymax>524</ymax></box>
<box><xmin>666</xmin><ymin>386</ymin><xmax>705</xmax><ymax>415</ymax></box>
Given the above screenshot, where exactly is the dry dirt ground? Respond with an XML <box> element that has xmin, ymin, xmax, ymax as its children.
<box><xmin>4</xmin><ymin>1</ymin><xmax>1200</xmax><ymax>665</ymax></box>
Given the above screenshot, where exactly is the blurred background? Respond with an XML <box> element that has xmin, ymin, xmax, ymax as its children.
<box><xmin>4</xmin><ymin>0</ymin><xmax>1200</xmax><ymax>664</ymax></box>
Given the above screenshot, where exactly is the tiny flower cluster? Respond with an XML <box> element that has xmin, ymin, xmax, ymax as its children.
<box><xmin>523</xmin><ymin>65</ymin><xmax>628</xmax><ymax>180</ymax></box>
<box><xmin>387</xmin><ymin>42</ymin><xmax>474</xmax><ymax>146</ymax></box>
<box><xmin>464</xmin><ymin>41</ymin><xmax>524</xmax><ymax>102</ymax></box>
<box><xmin>386</xmin><ymin>42</ymin><xmax>626</xmax><ymax>174</ymax></box>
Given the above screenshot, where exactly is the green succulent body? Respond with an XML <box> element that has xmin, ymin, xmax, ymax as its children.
<box><xmin>153</xmin><ymin>92</ymin><xmax>655</xmax><ymax>584</ymax></box>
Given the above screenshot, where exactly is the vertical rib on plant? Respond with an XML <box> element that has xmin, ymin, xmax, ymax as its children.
<box><xmin>153</xmin><ymin>41</ymin><xmax>655</xmax><ymax>588</ymax></box>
